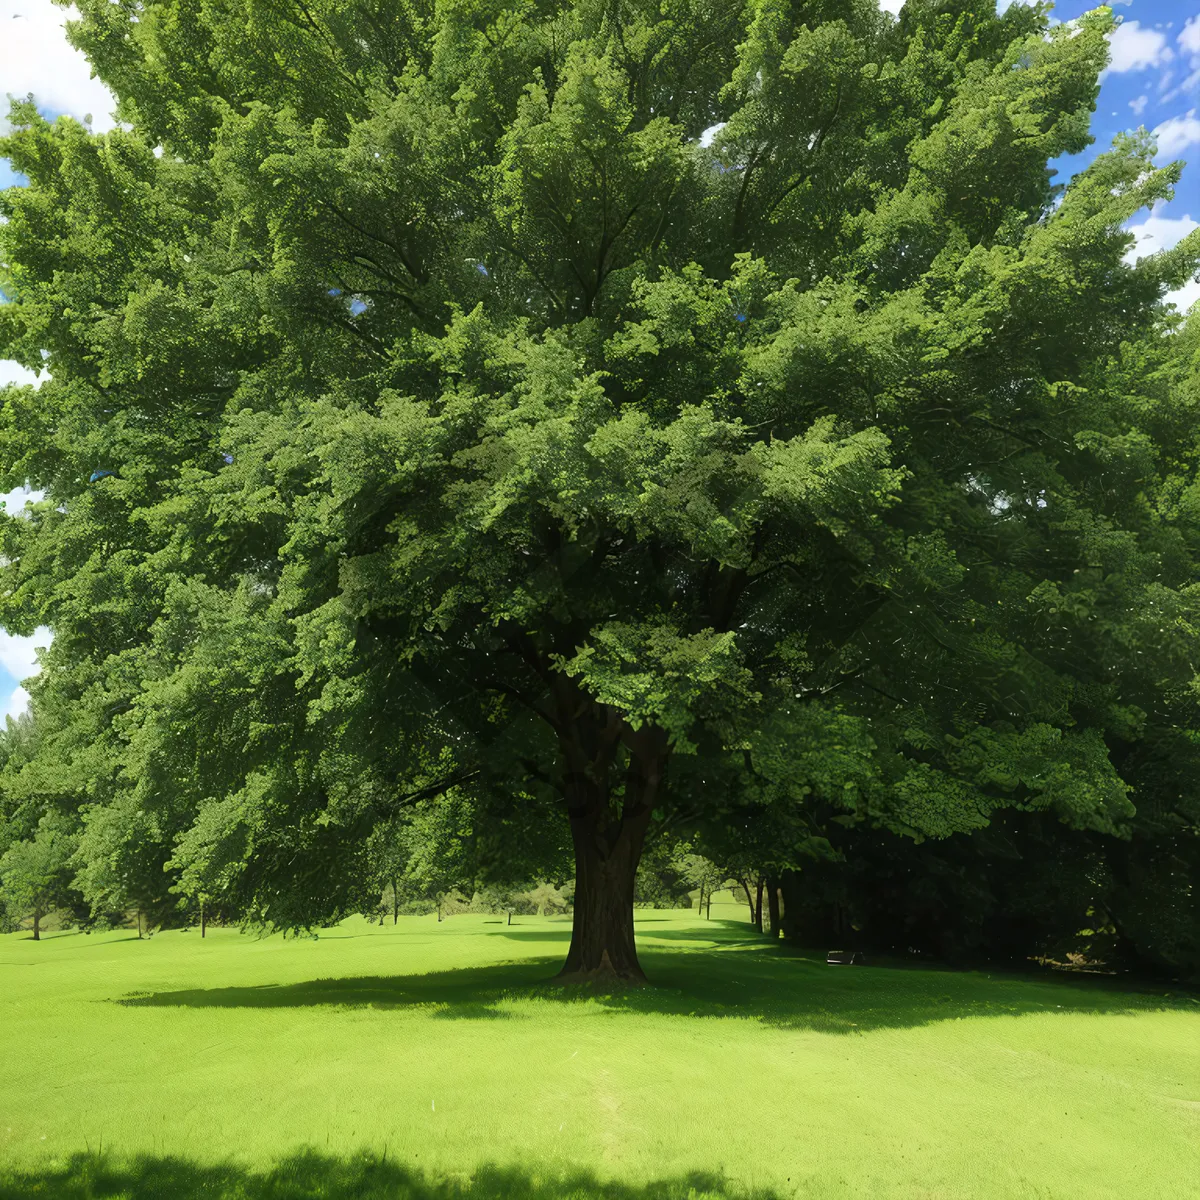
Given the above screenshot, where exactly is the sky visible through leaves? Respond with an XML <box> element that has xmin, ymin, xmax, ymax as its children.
<box><xmin>0</xmin><ymin>0</ymin><xmax>1196</xmax><ymax>724</ymax></box>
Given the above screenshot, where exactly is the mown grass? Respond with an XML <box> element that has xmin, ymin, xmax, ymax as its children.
<box><xmin>1</xmin><ymin>896</ymin><xmax>1198</xmax><ymax>1199</ymax></box>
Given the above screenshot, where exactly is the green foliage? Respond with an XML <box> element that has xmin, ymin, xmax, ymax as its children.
<box><xmin>0</xmin><ymin>810</ymin><xmax>76</xmax><ymax>934</ymax></box>
<box><xmin>519</xmin><ymin>880</ymin><xmax>572</xmax><ymax>917</ymax></box>
<box><xmin>0</xmin><ymin>0</ymin><xmax>1197</xmax><ymax>949</ymax></box>
<box><xmin>630</xmin><ymin>833</ymin><xmax>693</xmax><ymax>908</ymax></box>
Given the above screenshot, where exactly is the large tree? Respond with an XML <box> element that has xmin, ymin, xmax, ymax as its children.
<box><xmin>1</xmin><ymin>0</ymin><xmax>1198</xmax><ymax>980</ymax></box>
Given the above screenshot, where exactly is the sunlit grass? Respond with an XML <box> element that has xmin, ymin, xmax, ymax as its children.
<box><xmin>1</xmin><ymin>896</ymin><xmax>1197</xmax><ymax>1199</ymax></box>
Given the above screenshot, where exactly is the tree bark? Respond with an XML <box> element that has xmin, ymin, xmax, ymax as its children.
<box><xmin>32</xmin><ymin>907</ymin><xmax>41</xmax><ymax>941</ymax></box>
<box><xmin>766</xmin><ymin>878</ymin><xmax>781</xmax><ymax>939</ymax></box>
<box><xmin>754</xmin><ymin>880</ymin><xmax>764</xmax><ymax>933</ymax></box>
<box><xmin>201</xmin><ymin>900</ymin><xmax>206</xmax><ymax>938</ymax></box>
<box><xmin>556</xmin><ymin>721</ymin><xmax>667</xmax><ymax>985</ymax></box>
<box><xmin>392</xmin><ymin>877</ymin><xmax>399</xmax><ymax>924</ymax></box>
<box><xmin>558</xmin><ymin>800</ymin><xmax>651</xmax><ymax>983</ymax></box>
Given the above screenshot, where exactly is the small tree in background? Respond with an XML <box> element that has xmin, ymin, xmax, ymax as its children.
<box><xmin>520</xmin><ymin>881</ymin><xmax>572</xmax><ymax>918</ymax></box>
<box><xmin>670</xmin><ymin>845</ymin><xmax>725</xmax><ymax>919</ymax></box>
<box><xmin>0</xmin><ymin>813</ymin><xmax>75</xmax><ymax>939</ymax></box>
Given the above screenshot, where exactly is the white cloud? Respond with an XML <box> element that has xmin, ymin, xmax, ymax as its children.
<box><xmin>0</xmin><ymin>0</ymin><xmax>118</xmax><ymax>134</ymax></box>
<box><xmin>0</xmin><ymin>360</ymin><xmax>47</xmax><ymax>389</ymax></box>
<box><xmin>1180</xmin><ymin>15</ymin><xmax>1200</xmax><ymax>56</ymax></box>
<box><xmin>0</xmin><ymin>625</ymin><xmax>51</xmax><ymax>683</ymax></box>
<box><xmin>698</xmin><ymin>123</ymin><xmax>726</xmax><ymax>148</ymax></box>
<box><xmin>0</xmin><ymin>483</ymin><xmax>44</xmax><ymax>516</ymax></box>
<box><xmin>877</xmin><ymin>0</ymin><xmax>904</xmax><ymax>13</ymax></box>
<box><xmin>1165</xmin><ymin>275</ymin><xmax>1200</xmax><ymax>315</ymax></box>
<box><xmin>1104</xmin><ymin>20</ymin><xmax>1174</xmax><ymax>76</ymax></box>
<box><xmin>1152</xmin><ymin>109</ymin><xmax>1200</xmax><ymax>158</ymax></box>
<box><xmin>1130</xmin><ymin>94</ymin><xmax>1149</xmax><ymax>115</ymax></box>
<box><xmin>3</xmin><ymin>684</ymin><xmax>30</xmax><ymax>722</ymax></box>
<box><xmin>1123</xmin><ymin>209</ymin><xmax>1199</xmax><ymax>264</ymax></box>
<box><xmin>1172</xmin><ymin>17</ymin><xmax>1200</xmax><ymax>102</ymax></box>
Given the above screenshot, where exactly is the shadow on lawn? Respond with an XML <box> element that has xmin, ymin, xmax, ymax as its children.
<box><xmin>0</xmin><ymin>1152</ymin><xmax>784</xmax><ymax>1200</ymax></box>
<box><xmin>117</xmin><ymin>919</ymin><xmax>1198</xmax><ymax>1033</ymax></box>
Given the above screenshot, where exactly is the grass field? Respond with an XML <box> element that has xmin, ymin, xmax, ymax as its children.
<box><xmin>1</xmin><ymin>895</ymin><xmax>1198</xmax><ymax>1200</ymax></box>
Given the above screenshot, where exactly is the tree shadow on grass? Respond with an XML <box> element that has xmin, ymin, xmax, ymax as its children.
<box><xmin>116</xmin><ymin>928</ymin><xmax>1200</xmax><ymax>1033</ymax></box>
<box><xmin>0</xmin><ymin>1152</ymin><xmax>784</xmax><ymax>1200</ymax></box>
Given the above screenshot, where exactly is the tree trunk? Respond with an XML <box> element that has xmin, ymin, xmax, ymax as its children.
<box><xmin>201</xmin><ymin>900</ymin><xmax>206</xmax><ymax>938</ymax></box>
<box><xmin>739</xmin><ymin>878</ymin><xmax>756</xmax><ymax>924</ymax></box>
<box><xmin>766</xmin><ymin>878</ymin><xmax>781</xmax><ymax>939</ymax></box>
<box><xmin>137</xmin><ymin>909</ymin><xmax>143</xmax><ymax>940</ymax></box>
<box><xmin>32</xmin><ymin>907</ymin><xmax>41</xmax><ymax>941</ymax></box>
<box><xmin>558</xmin><ymin>803</ymin><xmax>650</xmax><ymax>983</ymax></box>
<box><xmin>392</xmin><ymin>877</ymin><xmax>399</xmax><ymax>924</ymax></box>
<box><xmin>556</xmin><ymin>724</ymin><xmax>666</xmax><ymax>985</ymax></box>
<box><xmin>706</xmin><ymin>892</ymin><xmax>712</xmax><ymax>920</ymax></box>
<box><xmin>754</xmin><ymin>880</ymin><xmax>764</xmax><ymax>933</ymax></box>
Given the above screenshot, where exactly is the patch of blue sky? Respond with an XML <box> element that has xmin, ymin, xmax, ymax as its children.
<box><xmin>1029</xmin><ymin>0</ymin><xmax>1200</xmax><ymax>311</ymax></box>
<box><xmin>0</xmin><ymin>161</ymin><xmax>28</xmax><ymax>190</ymax></box>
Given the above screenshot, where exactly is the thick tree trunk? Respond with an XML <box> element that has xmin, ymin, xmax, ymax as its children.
<box><xmin>32</xmin><ymin>907</ymin><xmax>41</xmax><ymax>941</ymax></box>
<box><xmin>766</xmin><ymin>879</ymin><xmax>781</xmax><ymax>939</ymax></box>
<box><xmin>556</xmin><ymin>721</ymin><xmax>667</xmax><ymax>986</ymax></box>
<box><xmin>557</xmin><ymin>802</ymin><xmax>650</xmax><ymax>984</ymax></box>
<box><xmin>754</xmin><ymin>880</ymin><xmax>764</xmax><ymax>933</ymax></box>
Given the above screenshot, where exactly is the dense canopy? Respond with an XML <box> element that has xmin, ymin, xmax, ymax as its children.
<box><xmin>1</xmin><ymin>0</ymin><xmax>1198</xmax><ymax>978</ymax></box>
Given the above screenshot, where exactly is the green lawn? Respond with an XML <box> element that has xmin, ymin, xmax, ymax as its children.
<box><xmin>1</xmin><ymin>897</ymin><xmax>1197</xmax><ymax>1200</ymax></box>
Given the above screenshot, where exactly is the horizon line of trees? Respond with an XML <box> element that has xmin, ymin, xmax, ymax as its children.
<box><xmin>5</xmin><ymin>740</ymin><xmax>1190</xmax><ymax>981</ymax></box>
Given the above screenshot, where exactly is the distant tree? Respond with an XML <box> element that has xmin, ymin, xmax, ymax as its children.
<box><xmin>521</xmin><ymin>880</ymin><xmax>572</xmax><ymax>917</ymax></box>
<box><xmin>1</xmin><ymin>0</ymin><xmax>1199</xmax><ymax>987</ymax></box>
<box><xmin>631</xmin><ymin>834</ymin><xmax>693</xmax><ymax>909</ymax></box>
<box><xmin>0</xmin><ymin>813</ymin><xmax>76</xmax><ymax>939</ymax></box>
<box><xmin>361</xmin><ymin>793</ymin><xmax>476</xmax><ymax>921</ymax></box>
<box><xmin>670</xmin><ymin>844</ymin><xmax>725</xmax><ymax>919</ymax></box>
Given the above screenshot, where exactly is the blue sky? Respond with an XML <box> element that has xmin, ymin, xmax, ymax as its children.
<box><xmin>0</xmin><ymin>0</ymin><xmax>1198</xmax><ymax>722</ymax></box>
